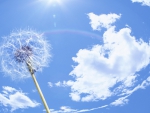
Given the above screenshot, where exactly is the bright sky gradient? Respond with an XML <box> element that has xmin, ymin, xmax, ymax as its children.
<box><xmin>0</xmin><ymin>0</ymin><xmax>150</xmax><ymax>113</ymax></box>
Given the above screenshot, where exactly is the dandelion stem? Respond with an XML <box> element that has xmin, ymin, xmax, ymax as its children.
<box><xmin>26</xmin><ymin>62</ymin><xmax>50</xmax><ymax>113</ymax></box>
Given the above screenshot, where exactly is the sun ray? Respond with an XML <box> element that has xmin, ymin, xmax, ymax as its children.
<box><xmin>38</xmin><ymin>0</ymin><xmax>63</xmax><ymax>6</ymax></box>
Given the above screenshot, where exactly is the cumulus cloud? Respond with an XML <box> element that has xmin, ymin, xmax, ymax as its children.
<box><xmin>68</xmin><ymin>25</ymin><xmax>150</xmax><ymax>102</ymax></box>
<box><xmin>87</xmin><ymin>13</ymin><xmax>121</xmax><ymax>30</ymax></box>
<box><xmin>55</xmin><ymin>13</ymin><xmax>150</xmax><ymax>103</ymax></box>
<box><xmin>131</xmin><ymin>0</ymin><xmax>150</xmax><ymax>6</ymax></box>
<box><xmin>0</xmin><ymin>86</ymin><xmax>40</xmax><ymax>112</ymax></box>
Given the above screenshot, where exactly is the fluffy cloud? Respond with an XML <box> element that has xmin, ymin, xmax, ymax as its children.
<box><xmin>131</xmin><ymin>0</ymin><xmax>150</xmax><ymax>6</ymax></box>
<box><xmin>0</xmin><ymin>86</ymin><xmax>40</xmax><ymax>112</ymax></box>
<box><xmin>87</xmin><ymin>13</ymin><xmax>121</xmax><ymax>30</ymax></box>
<box><xmin>56</xmin><ymin>13</ymin><xmax>150</xmax><ymax>103</ymax></box>
<box><xmin>68</xmin><ymin>26</ymin><xmax>150</xmax><ymax>102</ymax></box>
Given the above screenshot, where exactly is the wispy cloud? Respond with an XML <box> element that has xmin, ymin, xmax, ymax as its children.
<box><xmin>111</xmin><ymin>96</ymin><xmax>129</xmax><ymax>106</ymax></box>
<box><xmin>0</xmin><ymin>86</ymin><xmax>40</xmax><ymax>112</ymax></box>
<box><xmin>111</xmin><ymin>76</ymin><xmax>150</xmax><ymax>106</ymax></box>
<box><xmin>48</xmin><ymin>105</ymin><xmax>108</xmax><ymax>113</ymax></box>
<box><xmin>48</xmin><ymin>82</ymin><xmax>53</xmax><ymax>88</ymax></box>
<box><xmin>131</xmin><ymin>0</ymin><xmax>150</xmax><ymax>6</ymax></box>
<box><xmin>49</xmin><ymin>76</ymin><xmax>150</xmax><ymax>112</ymax></box>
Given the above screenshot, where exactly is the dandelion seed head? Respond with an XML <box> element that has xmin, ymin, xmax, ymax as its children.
<box><xmin>0</xmin><ymin>29</ymin><xmax>51</xmax><ymax>80</ymax></box>
<box><xmin>15</xmin><ymin>45</ymin><xmax>32</xmax><ymax>63</ymax></box>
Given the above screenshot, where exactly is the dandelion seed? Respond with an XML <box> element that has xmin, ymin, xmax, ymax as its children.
<box><xmin>0</xmin><ymin>29</ymin><xmax>51</xmax><ymax>80</ymax></box>
<box><xmin>14</xmin><ymin>45</ymin><xmax>32</xmax><ymax>63</ymax></box>
<box><xmin>0</xmin><ymin>29</ymin><xmax>51</xmax><ymax>113</ymax></box>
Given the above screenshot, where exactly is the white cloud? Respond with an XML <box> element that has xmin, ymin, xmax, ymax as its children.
<box><xmin>32</xmin><ymin>89</ymin><xmax>37</xmax><ymax>93</ymax></box>
<box><xmin>55</xmin><ymin>81</ymin><xmax>74</xmax><ymax>87</ymax></box>
<box><xmin>111</xmin><ymin>76</ymin><xmax>150</xmax><ymax>106</ymax></box>
<box><xmin>140</xmin><ymin>76</ymin><xmax>150</xmax><ymax>89</ymax></box>
<box><xmin>50</xmin><ymin>75</ymin><xmax>150</xmax><ymax>112</ymax></box>
<box><xmin>87</xmin><ymin>13</ymin><xmax>121</xmax><ymax>30</ymax></box>
<box><xmin>0</xmin><ymin>86</ymin><xmax>40</xmax><ymax>112</ymax></box>
<box><xmin>68</xmin><ymin>27</ymin><xmax>150</xmax><ymax>102</ymax></box>
<box><xmin>131</xmin><ymin>0</ymin><xmax>150</xmax><ymax>6</ymax></box>
<box><xmin>56</xmin><ymin>13</ymin><xmax>150</xmax><ymax>102</ymax></box>
<box><xmin>55</xmin><ymin>81</ymin><xmax>62</xmax><ymax>87</ymax></box>
<box><xmin>121</xmin><ymin>76</ymin><xmax>150</xmax><ymax>96</ymax></box>
<box><xmin>48</xmin><ymin>82</ymin><xmax>53</xmax><ymax>88</ymax></box>
<box><xmin>111</xmin><ymin>96</ymin><xmax>129</xmax><ymax>106</ymax></box>
<box><xmin>49</xmin><ymin>105</ymin><xmax>108</xmax><ymax>113</ymax></box>
<box><xmin>69</xmin><ymin>92</ymin><xmax>80</xmax><ymax>101</ymax></box>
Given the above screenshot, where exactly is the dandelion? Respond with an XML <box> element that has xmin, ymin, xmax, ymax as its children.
<box><xmin>0</xmin><ymin>29</ymin><xmax>51</xmax><ymax>113</ymax></box>
<box><xmin>0</xmin><ymin>30</ymin><xmax>50</xmax><ymax>79</ymax></box>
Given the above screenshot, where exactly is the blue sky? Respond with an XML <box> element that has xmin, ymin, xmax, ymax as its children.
<box><xmin>0</xmin><ymin>0</ymin><xmax>150</xmax><ymax>113</ymax></box>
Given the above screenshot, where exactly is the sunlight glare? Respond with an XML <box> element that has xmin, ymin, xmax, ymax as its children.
<box><xmin>46</xmin><ymin>0</ymin><xmax>62</xmax><ymax>5</ymax></box>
